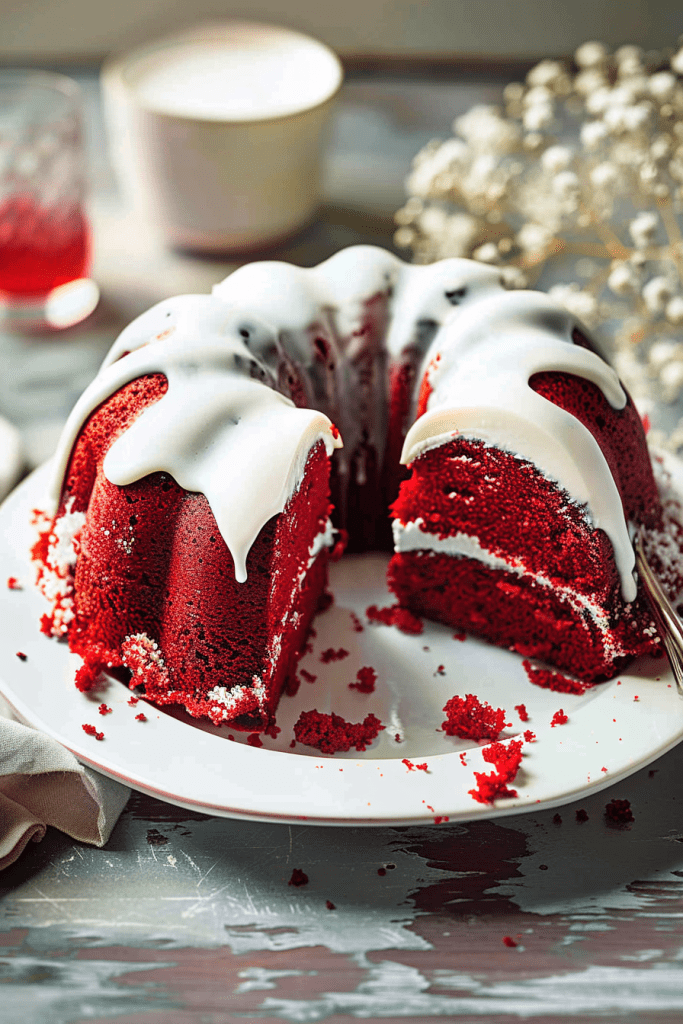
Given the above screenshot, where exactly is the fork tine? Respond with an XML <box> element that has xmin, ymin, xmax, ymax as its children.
<box><xmin>634</xmin><ymin>530</ymin><xmax>683</xmax><ymax>697</ymax></box>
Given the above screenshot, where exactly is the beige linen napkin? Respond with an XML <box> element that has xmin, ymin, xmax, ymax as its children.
<box><xmin>0</xmin><ymin>695</ymin><xmax>130</xmax><ymax>869</ymax></box>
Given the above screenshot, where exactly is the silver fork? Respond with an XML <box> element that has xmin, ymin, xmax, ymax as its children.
<box><xmin>634</xmin><ymin>530</ymin><xmax>683</xmax><ymax>697</ymax></box>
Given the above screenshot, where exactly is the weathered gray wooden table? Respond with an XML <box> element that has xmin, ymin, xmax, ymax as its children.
<box><xmin>2</xmin><ymin>69</ymin><xmax>683</xmax><ymax>1024</ymax></box>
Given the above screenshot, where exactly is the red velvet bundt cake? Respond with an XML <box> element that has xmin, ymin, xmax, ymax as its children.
<box><xmin>32</xmin><ymin>245</ymin><xmax>680</xmax><ymax>728</ymax></box>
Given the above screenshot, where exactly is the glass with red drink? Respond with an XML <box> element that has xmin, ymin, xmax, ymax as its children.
<box><xmin>0</xmin><ymin>71</ymin><xmax>99</xmax><ymax>330</ymax></box>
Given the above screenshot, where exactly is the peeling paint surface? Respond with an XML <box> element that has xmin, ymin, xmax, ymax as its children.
<box><xmin>4</xmin><ymin>742</ymin><xmax>683</xmax><ymax>1022</ymax></box>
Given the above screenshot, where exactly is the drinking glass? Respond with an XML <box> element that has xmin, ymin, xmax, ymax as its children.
<box><xmin>0</xmin><ymin>70</ymin><xmax>99</xmax><ymax>330</ymax></box>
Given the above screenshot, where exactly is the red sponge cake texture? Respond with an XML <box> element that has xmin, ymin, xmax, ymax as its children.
<box><xmin>38</xmin><ymin>374</ymin><xmax>332</xmax><ymax>730</ymax></box>
<box><xmin>389</xmin><ymin>371</ymin><xmax>663</xmax><ymax>682</ymax></box>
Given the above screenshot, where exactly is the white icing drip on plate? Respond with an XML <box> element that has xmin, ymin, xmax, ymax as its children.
<box><xmin>49</xmin><ymin>246</ymin><xmax>637</xmax><ymax>597</ymax></box>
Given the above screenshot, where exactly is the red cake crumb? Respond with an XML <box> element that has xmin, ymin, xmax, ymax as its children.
<box><xmin>377</xmin><ymin>867</ymin><xmax>386</xmax><ymax>876</ymax></box>
<box><xmin>469</xmin><ymin>739</ymin><xmax>523</xmax><ymax>805</ymax></box>
<box><xmin>98</xmin><ymin>703</ymin><xmax>112</xmax><ymax>716</ymax></box>
<box><xmin>366</xmin><ymin>603</ymin><xmax>423</xmax><ymax>634</ymax></box>
<box><xmin>453</xmin><ymin>632</ymin><xmax>467</xmax><ymax>642</ymax></box>
<box><xmin>127</xmin><ymin>696</ymin><xmax>139</xmax><ymax>706</ymax></box>
<box><xmin>434</xmin><ymin>665</ymin><xmax>446</xmax><ymax>676</ymax></box>
<box><xmin>502</xmin><ymin>936</ymin><xmax>518</xmax><ymax>948</ymax></box>
<box><xmin>605</xmin><ymin>798</ymin><xmax>634</xmax><ymax>824</ymax></box>
<box><xmin>522</xmin><ymin>660</ymin><xmax>593</xmax><ymax>695</ymax></box>
<box><xmin>402</xmin><ymin>759</ymin><xmax>428</xmax><ymax>772</ymax></box>
<box><xmin>515</xmin><ymin>703</ymin><xmax>529</xmax><ymax>722</ymax></box>
<box><xmin>15</xmin><ymin>652</ymin><xmax>27</xmax><ymax>661</ymax></box>
<box><xmin>73</xmin><ymin>645</ymin><xmax>114</xmax><ymax>693</ymax></box>
<box><xmin>135</xmin><ymin>712</ymin><xmax>147</xmax><ymax>722</ymax></box>
<box><xmin>284</xmin><ymin>674</ymin><xmax>301</xmax><ymax>696</ymax></box>
<box><xmin>459</xmin><ymin>752</ymin><xmax>467</xmax><ymax>766</ymax></box>
<box><xmin>326</xmin><ymin>900</ymin><xmax>336</xmax><ymax>910</ymax></box>
<box><xmin>300</xmin><ymin>668</ymin><xmax>317</xmax><ymax>684</ymax></box>
<box><xmin>550</xmin><ymin>709</ymin><xmax>568</xmax><ymax>727</ymax></box>
<box><xmin>442</xmin><ymin>693</ymin><xmax>506</xmax><ymax>741</ymax></box>
<box><xmin>265</xmin><ymin>722</ymin><xmax>281</xmax><ymax>739</ymax></box>
<box><xmin>288</xmin><ymin>868</ymin><xmax>308</xmax><ymax>887</ymax></box>
<box><xmin>330</xmin><ymin>529</ymin><xmax>347</xmax><ymax>561</ymax></box>
<box><xmin>433</xmin><ymin>815</ymin><xmax>449</xmax><ymax>824</ymax></box>
<box><xmin>349</xmin><ymin>666</ymin><xmax>377</xmax><ymax>693</ymax></box>
<box><xmin>576</xmin><ymin>808</ymin><xmax>589</xmax><ymax>822</ymax></box>
<box><xmin>523</xmin><ymin>730</ymin><xmax>536</xmax><ymax>742</ymax></box>
<box><xmin>82</xmin><ymin>723</ymin><xmax>104</xmax><ymax>740</ymax></box>
<box><xmin>350</xmin><ymin>612</ymin><xmax>364</xmax><ymax>633</ymax></box>
<box><xmin>320</xmin><ymin>647</ymin><xmax>349</xmax><ymax>663</ymax></box>
<box><xmin>294</xmin><ymin>709</ymin><xmax>384</xmax><ymax>754</ymax></box>
<box><xmin>6</xmin><ymin>577</ymin><xmax>20</xmax><ymax>590</ymax></box>
<box><xmin>247</xmin><ymin>733</ymin><xmax>263</xmax><ymax>748</ymax></box>
<box><xmin>553</xmin><ymin>813</ymin><xmax>562</xmax><ymax>824</ymax></box>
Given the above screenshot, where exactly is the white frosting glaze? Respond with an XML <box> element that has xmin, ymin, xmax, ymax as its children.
<box><xmin>50</xmin><ymin>246</ymin><xmax>637</xmax><ymax>597</ymax></box>
<box><xmin>49</xmin><ymin>295</ymin><xmax>341</xmax><ymax>583</ymax></box>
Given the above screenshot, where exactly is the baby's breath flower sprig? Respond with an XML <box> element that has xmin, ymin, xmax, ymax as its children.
<box><xmin>395</xmin><ymin>38</ymin><xmax>683</xmax><ymax>446</ymax></box>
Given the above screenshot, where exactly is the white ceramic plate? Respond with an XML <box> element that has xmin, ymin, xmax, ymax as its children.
<box><xmin>1</xmin><ymin>461</ymin><xmax>682</xmax><ymax>826</ymax></box>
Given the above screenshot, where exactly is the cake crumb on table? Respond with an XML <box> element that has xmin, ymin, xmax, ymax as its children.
<box><xmin>15</xmin><ymin>652</ymin><xmax>27</xmax><ymax>661</ymax></box>
<box><xmin>288</xmin><ymin>868</ymin><xmax>308</xmax><ymax>887</ymax></box>
<box><xmin>605</xmin><ymin>798</ymin><xmax>634</xmax><ymax>824</ymax></box>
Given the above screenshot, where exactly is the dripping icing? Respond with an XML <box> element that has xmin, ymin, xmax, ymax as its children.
<box><xmin>50</xmin><ymin>247</ymin><xmax>636</xmax><ymax>597</ymax></box>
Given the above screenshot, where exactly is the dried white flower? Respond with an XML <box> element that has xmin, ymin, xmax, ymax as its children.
<box><xmin>649</xmin><ymin>71</ymin><xmax>677</xmax><ymax>100</ymax></box>
<box><xmin>499</xmin><ymin>265</ymin><xmax>528</xmax><ymax>289</ymax></box>
<box><xmin>666</xmin><ymin>296</ymin><xmax>683</xmax><ymax>324</ymax></box>
<box><xmin>580</xmin><ymin>120</ymin><xmax>609</xmax><ymax>151</ymax></box>
<box><xmin>541</xmin><ymin>145</ymin><xmax>573</xmax><ymax>172</ymax></box>
<box><xmin>395</xmin><ymin>34</ymin><xmax>683</xmax><ymax>433</ymax></box>
<box><xmin>526</xmin><ymin>60</ymin><xmax>566</xmax><ymax>89</ymax></box>
<box><xmin>552</xmin><ymin>170</ymin><xmax>581</xmax><ymax>202</ymax></box>
<box><xmin>454</xmin><ymin>105</ymin><xmax>520</xmax><ymax>152</ymax></box>
<box><xmin>642</xmin><ymin>275</ymin><xmax>674</xmax><ymax>313</ymax></box>
<box><xmin>629</xmin><ymin>212</ymin><xmax>659</xmax><ymax>247</ymax></box>
<box><xmin>472</xmin><ymin>242</ymin><xmax>500</xmax><ymax>263</ymax></box>
<box><xmin>548</xmin><ymin>283</ymin><xmax>598</xmax><ymax>324</ymax></box>
<box><xmin>516</xmin><ymin>222</ymin><xmax>553</xmax><ymax>252</ymax></box>
<box><xmin>576</xmin><ymin>41</ymin><xmax>608</xmax><ymax>68</ymax></box>
<box><xmin>590</xmin><ymin>162</ymin><xmax>620</xmax><ymax>189</ymax></box>
<box><xmin>608</xmin><ymin>261</ymin><xmax>640</xmax><ymax>295</ymax></box>
<box><xmin>523</xmin><ymin>102</ymin><xmax>554</xmax><ymax>132</ymax></box>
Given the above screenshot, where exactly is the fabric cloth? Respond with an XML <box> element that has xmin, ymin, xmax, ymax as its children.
<box><xmin>0</xmin><ymin>695</ymin><xmax>130</xmax><ymax>869</ymax></box>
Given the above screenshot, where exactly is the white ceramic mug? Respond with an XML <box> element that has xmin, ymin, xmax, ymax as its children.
<box><xmin>102</xmin><ymin>22</ymin><xmax>343</xmax><ymax>253</ymax></box>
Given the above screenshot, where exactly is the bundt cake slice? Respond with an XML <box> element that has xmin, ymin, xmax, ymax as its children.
<box><xmin>388</xmin><ymin>291</ymin><xmax>679</xmax><ymax>682</ymax></box>
<box><xmin>33</xmin><ymin>296</ymin><xmax>341</xmax><ymax>730</ymax></box>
